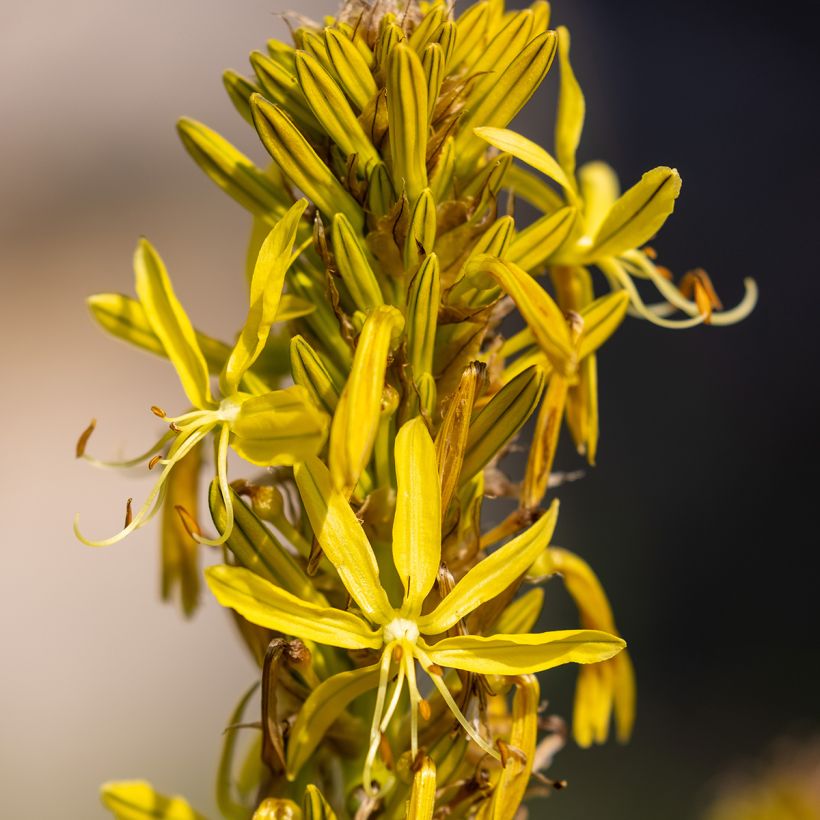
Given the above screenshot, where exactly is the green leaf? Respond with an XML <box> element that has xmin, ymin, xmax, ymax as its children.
<box><xmin>393</xmin><ymin>419</ymin><xmax>441</xmax><ymax>615</ymax></box>
<box><xmin>287</xmin><ymin>663</ymin><xmax>381</xmax><ymax>779</ymax></box>
<box><xmin>221</xmin><ymin>200</ymin><xmax>307</xmax><ymax>394</ymax></box>
<box><xmin>420</xmin><ymin>500</ymin><xmax>558</xmax><ymax>634</ymax></box>
<box><xmin>133</xmin><ymin>239</ymin><xmax>214</xmax><ymax>409</ymax></box>
<box><xmin>206</xmin><ymin>565</ymin><xmax>381</xmax><ymax>650</ymax></box>
<box><xmin>294</xmin><ymin>456</ymin><xmax>393</xmax><ymax>623</ymax></box>
<box><xmin>590</xmin><ymin>167</ymin><xmax>682</xmax><ymax>259</ymax></box>
<box><xmin>100</xmin><ymin>781</ymin><xmax>205</xmax><ymax>820</ymax></box>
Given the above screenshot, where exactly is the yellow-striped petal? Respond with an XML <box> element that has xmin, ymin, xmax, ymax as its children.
<box><xmin>508</xmin><ymin>206</ymin><xmax>578</xmax><ymax>271</ymax></box>
<box><xmin>408</xmin><ymin>756</ymin><xmax>437</xmax><ymax>820</ymax></box>
<box><xmin>577</xmin><ymin>290</ymin><xmax>630</xmax><ymax>360</ymax></box>
<box><xmin>332</xmin><ymin>213</ymin><xmax>384</xmax><ymax>312</ymax></box>
<box><xmin>406</xmin><ymin>254</ymin><xmax>440</xmax><ymax>378</ymax></box>
<box><xmin>100</xmin><ymin>781</ymin><xmax>205</xmax><ymax>820</ymax></box>
<box><xmin>325</xmin><ymin>28</ymin><xmax>377</xmax><ymax>111</ymax></box>
<box><xmin>554</xmin><ymin>26</ymin><xmax>585</xmax><ymax>185</ymax></box>
<box><xmin>302</xmin><ymin>784</ymin><xmax>337</xmax><ymax>819</ymax></box>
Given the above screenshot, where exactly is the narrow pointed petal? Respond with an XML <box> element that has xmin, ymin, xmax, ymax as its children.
<box><xmin>508</xmin><ymin>207</ymin><xmax>578</xmax><ymax>271</ymax></box>
<box><xmin>393</xmin><ymin>418</ymin><xmax>441</xmax><ymax>614</ymax></box>
<box><xmin>222</xmin><ymin>70</ymin><xmax>259</xmax><ymax>125</ymax></box>
<box><xmin>578</xmin><ymin>161</ymin><xmax>620</xmax><ymax>236</ymax></box>
<box><xmin>230</xmin><ymin>385</ymin><xmax>328</xmax><ymax>466</ymax></box>
<box><xmin>206</xmin><ymin>565</ymin><xmax>380</xmax><ymax>650</ymax></box>
<box><xmin>422</xmin><ymin>629</ymin><xmax>625</xmax><ymax>675</ymax></box>
<box><xmin>287</xmin><ymin>663</ymin><xmax>381</xmax><ymax>780</ymax></box>
<box><xmin>420</xmin><ymin>500</ymin><xmax>558</xmax><ymax>634</ymax></box>
<box><xmin>554</xmin><ymin>26</ymin><xmax>585</xmax><ymax>184</ymax></box>
<box><xmin>221</xmin><ymin>200</ymin><xmax>307</xmax><ymax>394</ymax></box>
<box><xmin>577</xmin><ymin>291</ymin><xmax>630</xmax><ymax>360</ymax></box>
<box><xmin>590</xmin><ymin>167</ymin><xmax>682</xmax><ymax>259</ymax></box>
<box><xmin>133</xmin><ymin>239</ymin><xmax>214</xmax><ymax>409</ymax></box>
<box><xmin>325</xmin><ymin>28</ymin><xmax>377</xmax><ymax>111</ymax></box>
<box><xmin>491</xmin><ymin>588</ymin><xmax>544</xmax><ymax>635</ymax></box>
<box><xmin>302</xmin><ymin>785</ymin><xmax>338</xmax><ymax>819</ymax></box>
<box><xmin>294</xmin><ymin>457</ymin><xmax>393</xmax><ymax>623</ymax></box>
<box><xmin>406</xmin><ymin>254</ymin><xmax>440</xmax><ymax>378</ymax></box>
<box><xmin>100</xmin><ymin>781</ymin><xmax>205</xmax><ymax>819</ymax></box>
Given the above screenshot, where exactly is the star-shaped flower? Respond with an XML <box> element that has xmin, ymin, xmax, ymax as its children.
<box><xmin>206</xmin><ymin>417</ymin><xmax>624</xmax><ymax>793</ymax></box>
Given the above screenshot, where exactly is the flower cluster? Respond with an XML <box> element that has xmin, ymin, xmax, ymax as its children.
<box><xmin>80</xmin><ymin>0</ymin><xmax>755</xmax><ymax>817</ymax></box>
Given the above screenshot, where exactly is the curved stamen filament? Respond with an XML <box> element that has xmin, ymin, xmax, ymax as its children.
<box><xmin>192</xmin><ymin>423</ymin><xmax>233</xmax><ymax>547</ymax></box>
<box><xmin>81</xmin><ymin>430</ymin><xmax>176</xmax><ymax>470</ymax></box>
<box><xmin>160</xmin><ymin>408</ymin><xmax>214</xmax><ymax>427</ymax></box>
<box><xmin>415</xmin><ymin>648</ymin><xmax>500</xmax><ymax>762</ymax></box>
<box><xmin>74</xmin><ymin>422</ymin><xmax>217</xmax><ymax>547</ymax></box>
<box><xmin>363</xmin><ymin>643</ymin><xmax>397</xmax><ymax>797</ymax></box>
<box><xmin>404</xmin><ymin>646</ymin><xmax>421</xmax><ymax>758</ymax></box>
<box><xmin>379</xmin><ymin>651</ymin><xmax>407</xmax><ymax>735</ymax></box>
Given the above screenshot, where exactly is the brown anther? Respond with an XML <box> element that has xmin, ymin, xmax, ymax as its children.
<box><xmin>642</xmin><ymin>245</ymin><xmax>658</xmax><ymax>260</ymax></box>
<box><xmin>419</xmin><ymin>698</ymin><xmax>431</xmax><ymax>721</ymax></box>
<box><xmin>378</xmin><ymin>732</ymin><xmax>394</xmax><ymax>770</ymax></box>
<box><xmin>680</xmin><ymin>268</ymin><xmax>722</xmax><ymax>324</ymax></box>
<box><xmin>75</xmin><ymin>419</ymin><xmax>97</xmax><ymax>458</ymax></box>
<box><xmin>284</xmin><ymin>639</ymin><xmax>312</xmax><ymax>669</ymax></box>
<box><xmin>124</xmin><ymin>498</ymin><xmax>133</xmax><ymax>528</ymax></box>
<box><xmin>175</xmin><ymin>505</ymin><xmax>201</xmax><ymax>538</ymax></box>
<box><xmin>411</xmin><ymin>750</ymin><xmax>428</xmax><ymax>772</ymax></box>
<box><xmin>392</xmin><ymin>644</ymin><xmax>404</xmax><ymax>662</ymax></box>
<box><xmin>426</xmin><ymin>664</ymin><xmax>443</xmax><ymax>677</ymax></box>
<box><xmin>437</xmin><ymin>561</ymin><xmax>456</xmax><ymax>597</ymax></box>
<box><xmin>169</xmin><ymin>422</ymin><xmax>182</xmax><ymax>433</ymax></box>
<box><xmin>150</xmin><ymin>405</ymin><xmax>167</xmax><ymax>418</ymax></box>
<box><xmin>148</xmin><ymin>455</ymin><xmax>162</xmax><ymax>470</ymax></box>
<box><xmin>655</xmin><ymin>265</ymin><xmax>674</xmax><ymax>281</ymax></box>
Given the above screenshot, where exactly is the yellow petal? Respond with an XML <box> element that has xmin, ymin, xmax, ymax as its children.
<box><xmin>100</xmin><ymin>781</ymin><xmax>205</xmax><ymax>820</ymax></box>
<box><xmin>422</xmin><ymin>628</ymin><xmax>625</xmax><ymax>675</ymax></box>
<box><xmin>386</xmin><ymin>43</ymin><xmax>429</xmax><ymax>201</ymax></box>
<box><xmin>577</xmin><ymin>290</ymin><xmax>630</xmax><ymax>360</ymax></box>
<box><xmin>133</xmin><ymin>239</ymin><xmax>214</xmax><ymax>409</ymax></box>
<box><xmin>450</xmin><ymin>1</ymin><xmax>490</xmax><ymax>71</ymax></box>
<box><xmin>294</xmin><ymin>457</ymin><xmax>393</xmax><ymax>623</ymax></box>
<box><xmin>324</xmin><ymin>28</ymin><xmax>377</xmax><ymax>111</ymax></box>
<box><xmin>554</xmin><ymin>26</ymin><xmax>585</xmax><ymax>185</ymax></box>
<box><xmin>590</xmin><ymin>167</ymin><xmax>682</xmax><ymax>259</ymax></box>
<box><xmin>328</xmin><ymin>305</ymin><xmax>404</xmax><ymax>495</ymax></box>
<box><xmin>230</xmin><ymin>386</ymin><xmax>328</xmax><ymax>466</ymax></box>
<box><xmin>404</xmin><ymin>188</ymin><xmax>437</xmax><ymax>270</ymax></box>
<box><xmin>206</xmin><ymin>565</ymin><xmax>381</xmax><ymax>650</ymax></box>
<box><xmin>393</xmin><ymin>418</ymin><xmax>441</xmax><ymax>615</ymax></box>
<box><xmin>508</xmin><ymin>206</ymin><xmax>578</xmax><ymax>271</ymax></box>
<box><xmin>251</xmin><ymin>95</ymin><xmax>364</xmax><ymax>230</ymax></box>
<box><xmin>252</xmin><ymin>799</ymin><xmax>302</xmax><ymax>819</ymax></box>
<box><xmin>221</xmin><ymin>200</ymin><xmax>307</xmax><ymax>394</ymax></box>
<box><xmin>578</xmin><ymin>161</ymin><xmax>620</xmax><ymax>236</ymax></box>
<box><xmin>491</xmin><ymin>587</ymin><xmax>544</xmax><ymax>635</ymax></box>
<box><xmin>407</xmin><ymin>757</ymin><xmax>437</xmax><ymax>820</ymax></box>
<box><xmin>287</xmin><ymin>663</ymin><xmax>381</xmax><ymax>779</ymax></box>
<box><xmin>302</xmin><ymin>786</ymin><xmax>337</xmax><ymax>820</ymax></box>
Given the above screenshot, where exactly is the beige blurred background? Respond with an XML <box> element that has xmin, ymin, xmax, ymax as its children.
<box><xmin>0</xmin><ymin>2</ymin><xmax>325</xmax><ymax>816</ymax></box>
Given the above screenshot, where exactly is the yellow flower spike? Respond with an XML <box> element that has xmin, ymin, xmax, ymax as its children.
<box><xmin>328</xmin><ymin>305</ymin><xmax>404</xmax><ymax>496</ymax></box>
<box><xmin>302</xmin><ymin>785</ymin><xmax>337</xmax><ymax>820</ymax></box>
<box><xmin>290</xmin><ymin>335</ymin><xmax>343</xmax><ymax>415</ymax></box>
<box><xmin>507</xmin><ymin>206</ymin><xmax>578</xmax><ymax>272</ymax></box>
<box><xmin>404</xmin><ymin>188</ymin><xmax>437</xmax><ymax>270</ymax></box>
<box><xmin>386</xmin><ymin>42</ymin><xmax>428</xmax><ymax>200</ymax></box>
<box><xmin>554</xmin><ymin>27</ymin><xmax>585</xmax><ymax>188</ymax></box>
<box><xmin>406</xmin><ymin>254</ymin><xmax>440</xmax><ymax>380</ymax></box>
<box><xmin>461</xmin><ymin>363</ymin><xmax>547</xmax><ymax>482</ymax></box>
<box><xmin>545</xmin><ymin>547</ymin><xmax>636</xmax><ymax>746</ymax></box>
<box><xmin>250</xmin><ymin>94</ymin><xmax>364</xmax><ymax>230</ymax></box>
<box><xmin>407</xmin><ymin>757</ymin><xmax>437</xmax><ymax>820</ymax></box>
<box><xmin>294</xmin><ymin>51</ymin><xmax>380</xmax><ymax>170</ymax></box>
<box><xmin>454</xmin><ymin>31</ymin><xmax>558</xmax><ymax>176</ymax></box>
<box><xmin>207</xmin><ymin>420</ymin><xmax>624</xmax><ymax>792</ymax></box>
<box><xmin>100</xmin><ymin>781</ymin><xmax>206</xmax><ymax>820</ymax></box>
<box><xmin>161</xmin><ymin>440</ymin><xmax>202</xmax><ymax>617</ymax></box>
<box><xmin>176</xmin><ymin>118</ymin><xmax>291</xmax><ymax>223</ymax></box>
<box><xmin>477</xmin><ymin>675</ymin><xmax>540</xmax><ymax>820</ymax></box>
<box><xmin>324</xmin><ymin>28</ymin><xmax>377</xmax><ymax>111</ymax></box>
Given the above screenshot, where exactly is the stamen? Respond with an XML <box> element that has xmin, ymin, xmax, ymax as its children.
<box><xmin>151</xmin><ymin>406</ymin><xmax>167</xmax><ymax>418</ymax></box>
<box><xmin>379</xmin><ymin>660</ymin><xmax>406</xmax><ymax>734</ymax></box>
<box><xmin>175</xmin><ymin>505</ymin><xmax>201</xmax><ymax>539</ymax></box>
<box><xmin>75</xmin><ymin>419</ymin><xmax>97</xmax><ymax>458</ymax></box>
<box><xmin>363</xmin><ymin>644</ymin><xmax>397</xmax><ymax>797</ymax></box>
<box><xmin>405</xmin><ymin>648</ymin><xmax>421</xmax><ymax>757</ymax></box>
<box><xmin>124</xmin><ymin>498</ymin><xmax>133</xmax><ymax>527</ymax></box>
<box><xmin>148</xmin><ymin>455</ymin><xmax>161</xmax><ymax>470</ymax></box>
<box><xmin>419</xmin><ymin>699</ymin><xmax>431</xmax><ymax>721</ymax></box>
<box><xmin>80</xmin><ymin>429</ymin><xmax>175</xmax><ymax>470</ymax></box>
<box><xmin>192</xmin><ymin>423</ymin><xmax>234</xmax><ymax>547</ymax></box>
<box><xmin>642</xmin><ymin>245</ymin><xmax>658</xmax><ymax>260</ymax></box>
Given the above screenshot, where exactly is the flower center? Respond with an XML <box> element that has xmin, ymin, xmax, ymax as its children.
<box><xmin>217</xmin><ymin>396</ymin><xmax>243</xmax><ymax>423</ymax></box>
<box><xmin>382</xmin><ymin>617</ymin><xmax>420</xmax><ymax>645</ymax></box>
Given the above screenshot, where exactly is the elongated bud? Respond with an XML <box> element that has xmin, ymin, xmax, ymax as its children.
<box><xmin>324</xmin><ymin>28</ymin><xmax>378</xmax><ymax>111</ymax></box>
<box><xmin>404</xmin><ymin>188</ymin><xmax>437</xmax><ymax>271</ymax></box>
<box><xmin>302</xmin><ymin>784</ymin><xmax>337</xmax><ymax>819</ymax></box>
<box><xmin>387</xmin><ymin>43</ymin><xmax>428</xmax><ymax>202</ymax></box>
<box><xmin>332</xmin><ymin>214</ymin><xmax>384</xmax><ymax>312</ymax></box>
<box><xmin>290</xmin><ymin>335</ymin><xmax>343</xmax><ymax>415</ymax></box>
<box><xmin>461</xmin><ymin>364</ymin><xmax>547</xmax><ymax>481</ymax></box>
<box><xmin>329</xmin><ymin>306</ymin><xmax>404</xmax><ymax>496</ymax></box>
<box><xmin>406</xmin><ymin>254</ymin><xmax>440</xmax><ymax>379</ymax></box>
<box><xmin>421</xmin><ymin>44</ymin><xmax>444</xmax><ymax>121</ymax></box>
<box><xmin>408</xmin><ymin>756</ymin><xmax>437</xmax><ymax>820</ymax></box>
<box><xmin>222</xmin><ymin>70</ymin><xmax>260</xmax><ymax>125</ymax></box>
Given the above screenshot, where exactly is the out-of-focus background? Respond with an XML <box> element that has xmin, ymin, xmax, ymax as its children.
<box><xmin>1</xmin><ymin>1</ymin><xmax>818</xmax><ymax>817</ymax></box>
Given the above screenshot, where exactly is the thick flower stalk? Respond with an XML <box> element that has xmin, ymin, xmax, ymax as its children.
<box><xmin>78</xmin><ymin>1</ymin><xmax>754</xmax><ymax>817</ymax></box>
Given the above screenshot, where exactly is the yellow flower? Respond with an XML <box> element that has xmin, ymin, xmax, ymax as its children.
<box><xmin>75</xmin><ymin>201</ymin><xmax>328</xmax><ymax>548</ymax></box>
<box><xmin>206</xmin><ymin>417</ymin><xmax>625</xmax><ymax>793</ymax></box>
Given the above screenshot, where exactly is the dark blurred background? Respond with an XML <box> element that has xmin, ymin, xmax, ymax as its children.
<box><xmin>1</xmin><ymin>0</ymin><xmax>817</xmax><ymax>817</ymax></box>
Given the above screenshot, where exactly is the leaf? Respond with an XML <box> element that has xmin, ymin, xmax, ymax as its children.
<box><xmin>420</xmin><ymin>500</ymin><xmax>558</xmax><ymax>634</ymax></box>
<box><xmin>475</xmin><ymin>125</ymin><xmax>574</xmax><ymax>197</ymax></box>
<box><xmin>294</xmin><ymin>457</ymin><xmax>393</xmax><ymax>623</ymax></box>
<box><xmin>325</xmin><ymin>28</ymin><xmax>377</xmax><ymax>111</ymax></box>
<box><xmin>251</xmin><ymin>95</ymin><xmax>364</xmax><ymax>230</ymax></box>
<box><xmin>406</xmin><ymin>254</ymin><xmax>440</xmax><ymax>377</ymax></box>
<box><xmin>177</xmin><ymin>118</ymin><xmax>288</xmax><ymax>221</ymax></box>
<box><xmin>206</xmin><ymin>565</ymin><xmax>381</xmax><ymax>650</ymax></box>
<box><xmin>386</xmin><ymin>43</ymin><xmax>428</xmax><ymax>201</ymax></box>
<box><xmin>590</xmin><ymin>167</ymin><xmax>682</xmax><ymax>259</ymax></box>
<box><xmin>295</xmin><ymin>51</ymin><xmax>379</xmax><ymax>168</ymax></box>
<box><xmin>393</xmin><ymin>419</ymin><xmax>441</xmax><ymax>615</ymax></box>
<box><xmin>209</xmin><ymin>481</ymin><xmax>325</xmax><ymax>605</ymax></box>
<box><xmin>332</xmin><ymin>213</ymin><xmax>384</xmax><ymax>312</ymax></box>
<box><xmin>328</xmin><ymin>305</ymin><xmax>404</xmax><ymax>496</ymax></box>
<box><xmin>577</xmin><ymin>291</ymin><xmax>630</xmax><ymax>360</ymax></box>
<box><xmin>455</xmin><ymin>32</ymin><xmax>558</xmax><ymax>175</ymax></box>
<box><xmin>461</xmin><ymin>364</ymin><xmax>546</xmax><ymax>481</ymax></box>
<box><xmin>100</xmin><ymin>781</ymin><xmax>205</xmax><ymax>820</ymax></box>
<box><xmin>133</xmin><ymin>239</ymin><xmax>214</xmax><ymax>409</ymax></box>
<box><xmin>221</xmin><ymin>200</ymin><xmax>307</xmax><ymax>394</ymax></box>
<box><xmin>554</xmin><ymin>26</ymin><xmax>585</xmax><ymax>184</ymax></box>
<box><xmin>230</xmin><ymin>386</ymin><xmax>328</xmax><ymax>466</ymax></box>
<box><xmin>422</xmin><ymin>629</ymin><xmax>625</xmax><ymax>675</ymax></box>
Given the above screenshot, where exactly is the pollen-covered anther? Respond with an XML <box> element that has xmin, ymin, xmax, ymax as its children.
<box><xmin>150</xmin><ymin>405</ymin><xmax>167</xmax><ymax>418</ymax></box>
<box><xmin>147</xmin><ymin>455</ymin><xmax>161</xmax><ymax>470</ymax></box>
<box><xmin>642</xmin><ymin>245</ymin><xmax>658</xmax><ymax>260</ymax></box>
<box><xmin>75</xmin><ymin>419</ymin><xmax>97</xmax><ymax>458</ymax></box>
<box><xmin>175</xmin><ymin>505</ymin><xmax>201</xmax><ymax>539</ymax></box>
<box><xmin>680</xmin><ymin>268</ymin><xmax>723</xmax><ymax>324</ymax></box>
<box><xmin>419</xmin><ymin>698</ymin><xmax>431</xmax><ymax>721</ymax></box>
<box><xmin>123</xmin><ymin>498</ymin><xmax>133</xmax><ymax>527</ymax></box>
